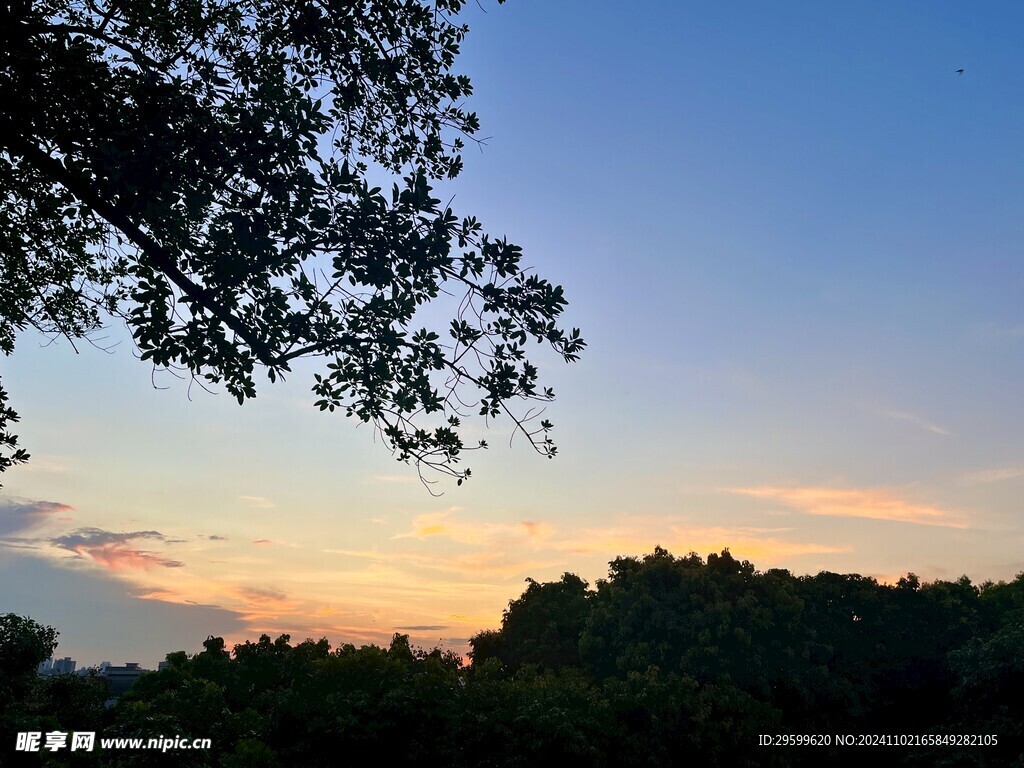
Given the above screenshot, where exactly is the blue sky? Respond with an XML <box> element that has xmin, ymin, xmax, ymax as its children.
<box><xmin>3</xmin><ymin>1</ymin><xmax>1023</xmax><ymax>667</ymax></box>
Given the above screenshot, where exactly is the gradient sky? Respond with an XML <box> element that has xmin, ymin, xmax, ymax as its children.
<box><xmin>3</xmin><ymin>0</ymin><xmax>1024</xmax><ymax>668</ymax></box>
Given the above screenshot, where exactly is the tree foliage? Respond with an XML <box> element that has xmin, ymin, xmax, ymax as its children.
<box><xmin>0</xmin><ymin>0</ymin><xmax>584</xmax><ymax>485</ymax></box>
<box><xmin>12</xmin><ymin>553</ymin><xmax>1024</xmax><ymax>766</ymax></box>
<box><xmin>490</xmin><ymin>572</ymin><xmax>591</xmax><ymax>672</ymax></box>
<box><xmin>0</xmin><ymin>613</ymin><xmax>58</xmax><ymax>695</ymax></box>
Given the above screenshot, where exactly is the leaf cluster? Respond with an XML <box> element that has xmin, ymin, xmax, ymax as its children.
<box><xmin>0</xmin><ymin>0</ymin><xmax>581</xmax><ymax>486</ymax></box>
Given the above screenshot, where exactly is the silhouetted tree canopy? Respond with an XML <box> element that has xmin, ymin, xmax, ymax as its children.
<box><xmin>0</xmin><ymin>0</ymin><xmax>584</xmax><ymax>486</ymax></box>
<box><xmin>495</xmin><ymin>572</ymin><xmax>591</xmax><ymax>672</ymax></box>
<box><xmin>8</xmin><ymin>554</ymin><xmax>1024</xmax><ymax>766</ymax></box>
<box><xmin>0</xmin><ymin>613</ymin><xmax>57</xmax><ymax>700</ymax></box>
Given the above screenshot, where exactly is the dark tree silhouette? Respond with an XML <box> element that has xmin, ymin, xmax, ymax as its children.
<box><xmin>0</xmin><ymin>613</ymin><xmax>58</xmax><ymax>701</ymax></box>
<box><xmin>0</xmin><ymin>0</ymin><xmax>584</xmax><ymax>486</ymax></box>
<box><xmin>11</xmin><ymin>551</ymin><xmax>1024</xmax><ymax>765</ymax></box>
<box><xmin>0</xmin><ymin>613</ymin><xmax>110</xmax><ymax>761</ymax></box>
<box><xmin>8</xmin><ymin>552</ymin><xmax>1024</xmax><ymax>766</ymax></box>
<box><xmin>494</xmin><ymin>572</ymin><xmax>591</xmax><ymax>672</ymax></box>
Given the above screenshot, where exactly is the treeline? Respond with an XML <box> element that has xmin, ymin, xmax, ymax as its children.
<box><xmin>3</xmin><ymin>548</ymin><xmax>1023</xmax><ymax>766</ymax></box>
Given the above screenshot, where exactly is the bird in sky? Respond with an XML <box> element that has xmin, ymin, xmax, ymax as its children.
<box><xmin>956</xmin><ymin>68</ymin><xmax>965</xmax><ymax>75</ymax></box>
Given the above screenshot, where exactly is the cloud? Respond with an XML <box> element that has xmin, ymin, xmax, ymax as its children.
<box><xmin>134</xmin><ymin>588</ymin><xmax>189</xmax><ymax>603</ymax></box>
<box><xmin>239</xmin><ymin>496</ymin><xmax>275</xmax><ymax>509</ymax></box>
<box><xmin>544</xmin><ymin>524</ymin><xmax>655</xmax><ymax>556</ymax></box>
<box><xmin>879</xmin><ymin>410</ymin><xmax>950</xmax><ymax>436</ymax></box>
<box><xmin>387</xmin><ymin>509</ymin><xmax>850</xmax><ymax>572</ymax></box>
<box><xmin>324</xmin><ymin>547</ymin><xmax>386</xmax><ymax>558</ymax></box>
<box><xmin>14</xmin><ymin>455</ymin><xmax>73</xmax><ymax>474</ymax></box>
<box><xmin>729</xmin><ymin>486</ymin><xmax>967</xmax><ymax>528</ymax></box>
<box><xmin>326</xmin><ymin>547</ymin><xmax>555</xmax><ymax>579</ymax></box>
<box><xmin>419</xmin><ymin>551</ymin><xmax>560</xmax><ymax>579</ymax></box>
<box><xmin>252</xmin><ymin>538</ymin><xmax>274</xmax><ymax>546</ymax></box>
<box><xmin>237</xmin><ymin>586</ymin><xmax>289</xmax><ymax>603</ymax></box>
<box><xmin>394</xmin><ymin>625</ymin><xmax>448</xmax><ymax>631</ymax></box>
<box><xmin>668</xmin><ymin>526</ymin><xmax>850</xmax><ymax>561</ymax></box>
<box><xmin>0</xmin><ymin>497</ymin><xmax>74</xmax><ymax>537</ymax></box>
<box><xmin>0</xmin><ymin>555</ymin><xmax>247</xmax><ymax>666</ymax></box>
<box><xmin>206</xmin><ymin>534</ymin><xmax>229</xmax><ymax>541</ymax></box>
<box><xmin>961</xmin><ymin>466</ymin><xmax>1024</xmax><ymax>485</ymax></box>
<box><xmin>542</xmin><ymin>521</ymin><xmax>847</xmax><ymax>564</ymax></box>
<box><xmin>48</xmin><ymin>528</ymin><xmax>186</xmax><ymax>570</ymax></box>
<box><xmin>393</xmin><ymin>510</ymin><xmax>554</xmax><ymax>547</ymax></box>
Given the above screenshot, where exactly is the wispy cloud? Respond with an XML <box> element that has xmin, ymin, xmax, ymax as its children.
<box><xmin>729</xmin><ymin>486</ymin><xmax>967</xmax><ymax>528</ymax></box>
<box><xmin>252</xmin><ymin>538</ymin><xmax>275</xmax><ymax>546</ymax></box>
<box><xmin>425</xmin><ymin>552</ymin><xmax>561</xmax><ymax>579</ymax></box>
<box><xmin>239</xmin><ymin>496</ymin><xmax>275</xmax><ymax>509</ymax></box>
<box><xmin>237</xmin><ymin>586</ymin><xmax>289</xmax><ymax>603</ymax></box>
<box><xmin>543</xmin><ymin>521</ymin><xmax>848</xmax><ymax>563</ymax></box>
<box><xmin>323</xmin><ymin>547</ymin><xmax>386</xmax><ymax>558</ymax></box>
<box><xmin>394</xmin><ymin>625</ymin><xmax>447</xmax><ymax>631</ymax></box>
<box><xmin>393</xmin><ymin>510</ymin><xmax>554</xmax><ymax>547</ymax></box>
<box><xmin>48</xmin><ymin>528</ymin><xmax>186</xmax><ymax>570</ymax></box>
<box><xmin>669</xmin><ymin>526</ymin><xmax>850</xmax><ymax>561</ymax></box>
<box><xmin>390</xmin><ymin>510</ymin><xmax>846</xmax><ymax>570</ymax></box>
<box><xmin>879</xmin><ymin>410</ymin><xmax>950</xmax><ymax>436</ymax></box>
<box><xmin>0</xmin><ymin>497</ymin><xmax>74</xmax><ymax>537</ymax></box>
<box><xmin>326</xmin><ymin>547</ymin><xmax>557</xmax><ymax>579</ymax></box>
<box><xmin>14</xmin><ymin>455</ymin><xmax>74</xmax><ymax>474</ymax></box>
<box><xmin>961</xmin><ymin>466</ymin><xmax>1024</xmax><ymax>485</ymax></box>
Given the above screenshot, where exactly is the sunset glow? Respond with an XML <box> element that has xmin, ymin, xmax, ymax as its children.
<box><xmin>2</xmin><ymin>1</ymin><xmax>1023</xmax><ymax>671</ymax></box>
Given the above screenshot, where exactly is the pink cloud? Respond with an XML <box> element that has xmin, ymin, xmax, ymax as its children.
<box><xmin>49</xmin><ymin>528</ymin><xmax>184</xmax><ymax>571</ymax></box>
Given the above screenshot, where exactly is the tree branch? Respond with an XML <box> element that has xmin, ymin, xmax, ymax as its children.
<box><xmin>1</xmin><ymin>121</ymin><xmax>279</xmax><ymax>366</ymax></box>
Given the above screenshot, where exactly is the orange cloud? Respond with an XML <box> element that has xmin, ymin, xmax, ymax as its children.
<box><xmin>544</xmin><ymin>522</ymin><xmax>847</xmax><ymax>564</ymax></box>
<box><xmin>324</xmin><ymin>547</ymin><xmax>556</xmax><ymax>580</ymax></box>
<box><xmin>669</xmin><ymin>526</ymin><xmax>850</xmax><ymax>562</ymax></box>
<box><xmin>394</xmin><ymin>510</ymin><xmax>554</xmax><ymax>547</ymax></box>
<box><xmin>546</xmin><ymin>525</ymin><xmax>657</xmax><ymax>556</ymax></box>
<box><xmin>729</xmin><ymin>486</ymin><xmax>968</xmax><ymax>528</ymax></box>
<box><xmin>422</xmin><ymin>551</ymin><xmax>561</xmax><ymax>579</ymax></box>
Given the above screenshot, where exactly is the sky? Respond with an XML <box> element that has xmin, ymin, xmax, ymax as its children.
<box><xmin>3</xmin><ymin>0</ymin><xmax>1024</xmax><ymax>668</ymax></box>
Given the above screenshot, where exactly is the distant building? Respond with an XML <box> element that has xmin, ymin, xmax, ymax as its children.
<box><xmin>99</xmin><ymin>662</ymin><xmax>150</xmax><ymax>697</ymax></box>
<box><xmin>38</xmin><ymin>657</ymin><xmax>76</xmax><ymax>675</ymax></box>
<box><xmin>157</xmin><ymin>660</ymin><xmax>170</xmax><ymax>671</ymax></box>
<box><xmin>72</xmin><ymin>661</ymin><xmax>110</xmax><ymax>677</ymax></box>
